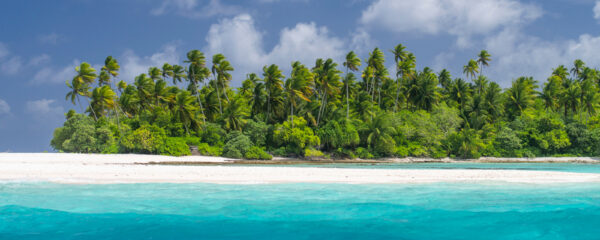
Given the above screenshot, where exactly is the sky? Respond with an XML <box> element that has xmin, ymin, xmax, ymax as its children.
<box><xmin>1</xmin><ymin>0</ymin><xmax>600</xmax><ymax>152</ymax></box>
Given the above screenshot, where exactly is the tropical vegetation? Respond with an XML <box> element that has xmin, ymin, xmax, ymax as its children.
<box><xmin>51</xmin><ymin>46</ymin><xmax>600</xmax><ymax>159</ymax></box>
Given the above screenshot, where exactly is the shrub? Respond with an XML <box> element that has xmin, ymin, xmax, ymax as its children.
<box><xmin>222</xmin><ymin>133</ymin><xmax>253</xmax><ymax>159</ymax></box>
<box><xmin>196</xmin><ymin>143</ymin><xmax>222</xmax><ymax>156</ymax></box>
<box><xmin>162</xmin><ymin>137</ymin><xmax>191</xmax><ymax>156</ymax></box>
<box><xmin>317</xmin><ymin>120</ymin><xmax>360</xmax><ymax>151</ymax></box>
<box><xmin>120</xmin><ymin>124</ymin><xmax>167</xmax><ymax>154</ymax></box>
<box><xmin>199</xmin><ymin>123</ymin><xmax>226</xmax><ymax>146</ymax></box>
<box><xmin>273</xmin><ymin>116</ymin><xmax>320</xmax><ymax>155</ymax></box>
<box><xmin>493</xmin><ymin>127</ymin><xmax>522</xmax><ymax>157</ymax></box>
<box><xmin>356</xmin><ymin>147</ymin><xmax>374</xmax><ymax>159</ymax></box>
<box><xmin>304</xmin><ymin>148</ymin><xmax>324</xmax><ymax>160</ymax></box>
<box><xmin>50</xmin><ymin>113</ymin><xmax>116</xmax><ymax>153</ymax></box>
<box><xmin>244</xmin><ymin>120</ymin><xmax>269</xmax><ymax>147</ymax></box>
<box><xmin>244</xmin><ymin>146</ymin><xmax>273</xmax><ymax>160</ymax></box>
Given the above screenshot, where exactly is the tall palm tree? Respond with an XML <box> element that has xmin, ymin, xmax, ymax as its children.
<box><xmin>185</xmin><ymin>50</ymin><xmax>210</xmax><ymax>125</ymax></box>
<box><xmin>552</xmin><ymin>65</ymin><xmax>569</xmax><ymax>81</ymax></box>
<box><xmin>162</xmin><ymin>63</ymin><xmax>174</xmax><ymax>82</ymax></box>
<box><xmin>171</xmin><ymin>65</ymin><xmax>187</xmax><ymax>85</ymax></box>
<box><xmin>263</xmin><ymin>64</ymin><xmax>285</xmax><ymax>123</ymax></box>
<box><xmin>343</xmin><ymin>51</ymin><xmax>361</xmax><ymax>119</ymax></box>
<box><xmin>212</xmin><ymin>54</ymin><xmax>234</xmax><ymax>106</ymax></box>
<box><xmin>391</xmin><ymin>44</ymin><xmax>408</xmax><ymax>112</ymax></box>
<box><xmin>477</xmin><ymin>50</ymin><xmax>491</xmax><ymax>76</ymax></box>
<box><xmin>148</xmin><ymin>67</ymin><xmax>162</xmax><ymax>82</ymax></box>
<box><xmin>540</xmin><ymin>76</ymin><xmax>562</xmax><ymax>112</ymax></box>
<box><xmin>315</xmin><ymin>59</ymin><xmax>342</xmax><ymax>126</ymax></box>
<box><xmin>173</xmin><ymin>91</ymin><xmax>198</xmax><ymax>135</ymax></box>
<box><xmin>463</xmin><ymin>59</ymin><xmax>479</xmax><ymax>81</ymax></box>
<box><xmin>571</xmin><ymin>59</ymin><xmax>585</xmax><ymax>80</ymax></box>
<box><xmin>505</xmin><ymin>76</ymin><xmax>538</xmax><ymax>118</ymax></box>
<box><xmin>285</xmin><ymin>62</ymin><xmax>314</xmax><ymax>127</ymax></box>
<box><xmin>101</xmin><ymin>56</ymin><xmax>121</xmax><ymax>131</ymax></box>
<box><xmin>90</xmin><ymin>85</ymin><xmax>116</xmax><ymax>117</ymax></box>
<box><xmin>72</xmin><ymin>62</ymin><xmax>98</xmax><ymax>119</ymax></box>
<box><xmin>221</xmin><ymin>95</ymin><xmax>249</xmax><ymax>131</ymax></box>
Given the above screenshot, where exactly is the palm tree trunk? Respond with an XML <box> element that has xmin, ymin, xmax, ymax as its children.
<box><xmin>266</xmin><ymin>89</ymin><xmax>271</xmax><ymax>123</ymax></box>
<box><xmin>215</xmin><ymin>79</ymin><xmax>223</xmax><ymax>114</ymax></box>
<box><xmin>290</xmin><ymin>100</ymin><xmax>294</xmax><ymax>128</ymax></box>
<box><xmin>345</xmin><ymin>69</ymin><xmax>350</xmax><ymax>120</ymax></box>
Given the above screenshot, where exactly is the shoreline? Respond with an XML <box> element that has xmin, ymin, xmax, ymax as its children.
<box><xmin>0</xmin><ymin>153</ymin><xmax>599</xmax><ymax>184</ymax></box>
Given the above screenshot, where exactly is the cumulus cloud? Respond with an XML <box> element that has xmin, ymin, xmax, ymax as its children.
<box><xmin>25</xmin><ymin>99</ymin><xmax>64</xmax><ymax>120</ymax></box>
<box><xmin>31</xmin><ymin>60</ymin><xmax>79</xmax><ymax>85</ymax></box>
<box><xmin>0</xmin><ymin>56</ymin><xmax>22</xmax><ymax>75</ymax></box>
<box><xmin>483</xmin><ymin>29</ymin><xmax>600</xmax><ymax>86</ymax></box>
<box><xmin>0</xmin><ymin>99</ymin><xmax>10</xmax><ymax>115</ymax></box>
<box><xmin>0</xmin><ymin>43</ymin><xmax>8</xmax><ymax>59</ymax></box>
<box><xmin>151</xmin><ymin>0</ymin><xmax>241</xmax><ymax>18</ymax></box>
<box><xmin>360</xmin><ymin>0</ymin><xmax>541</xmax><ymax>47</ymax></box>
<box><xmin>204</xmin><ymin>14</ymin><xmax>346</xmax><ymax>85</ymax></box>
<box><xmin>120</xmin><ymin>43</ymin><xmax>181</xmax><ymax>82</ymax></box>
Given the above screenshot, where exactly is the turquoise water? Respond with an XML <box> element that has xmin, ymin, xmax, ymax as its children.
<box><xmin>240</xmin><ymin>162</ymin><xmax>600</xmax><ymax>173</ymax></box>
<box><xmin>1</xmin><ymin>182</ymin><xmax>600</xmax><ymax>239</ymax></box>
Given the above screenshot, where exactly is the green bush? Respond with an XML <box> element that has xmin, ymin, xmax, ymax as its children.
<box><xmin>162</xmin><ymin>137</ymin><xmax>191</xmax><ymax>156</ymax></box>
<box><xmin>196</xmin><ymin>143</ymin><xmax>222</xmax><ymax>156</ymax></box>
<box><xmin>199</xmin><ymin>123</ymin><xmax>226</xmax><ymax>146</ymax></box>
<box><xmin>317</xmin><ymin>120</ymin><xmax>360</xmax><ymax>151</ymax></box>
<box><xmin>304</xmin><ymin>148</ymin><xmax>325</xmax><ymax>160</ymax></box>
<box><xmin>273</xmin><ymin>117</ymin><xmax>320</xmax><ymax>155</ymax></box>
<box><xmin>244</xmin><ymin>146</ymin><xmax>273</xmax><ymax>160</ymax></box>
<box><xmin>356</xmin><ymin>147</ymin><xmax>374</xmax><ymax>159</ymax></box>
<box><xmin>244</xmin><ymin>120</ymin><xmax>269</xmax><ymax>147</ymax></box>
<box><xmin>120</xmin><ymin>124</ymin><xmax>167</xmax><ymax>154</ymax></box>
<box><xmin>222</xmin><ymin>133</ymin><xmax>253</xmax><ymax>159</ymax></box>
<box><xmin>50</xmin><ymin>113</ymin><xmax>116</xmax><ymax>153</ymax></box>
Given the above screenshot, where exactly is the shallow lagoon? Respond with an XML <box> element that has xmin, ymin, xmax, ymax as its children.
<box><xmin>1</xmin><ymin>181</ymin><xmax>600</xmax><ymax>239</ymax></box>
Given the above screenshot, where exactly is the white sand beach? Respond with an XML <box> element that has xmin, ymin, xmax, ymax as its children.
<box><xmin>0</xmin><ymin>153</ymin><xmax>599</xmax><ymax>184</ymax></box>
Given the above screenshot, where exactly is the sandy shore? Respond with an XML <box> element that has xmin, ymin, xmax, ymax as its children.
<box><xmin>0</xmin><ymin>153</ymin><xmax>599</xmax><ymax>184</ymax></box>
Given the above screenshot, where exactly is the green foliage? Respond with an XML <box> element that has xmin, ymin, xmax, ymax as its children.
<box><xmin>243</xmin><ymin>119</ymin><xmax>269</xmax><ymax>147</ymax></box>
<box><xmin>317</xmin><ymin>120</ymin><xmax>359</xmax><ymax>151</ymax></box>
<box><xmin>120</xmin><ymin>124</ymin><xmax>167</xmax><ymax>154</ymax></box>
<box><xmin>199</xmin><ymin>123</ymin><xmax>226</xmax><ymax>146</ymax></box>
<box><xmin>355</xmin><ymin>147</ymin><xmax>374</xmax><ymax>159</ymax></box>
<box><xmin>493</xmin><ymin>127</ymin><xmax>522</xmax><ymax>157</ymax></box>
<box><xmin>304</xmin><ymin>148</ymin><xmax>325</xmax><ymax>160</ymax></box>
<box><xmin>196</xmin><ymin>143</ymin><xmax>222</xmax><ymax>156</ymax></box>
<box><xmin>50</xmin><ymin>114</ymin><xmax>115</xmax><ymax>153</ymax></box>
<box><xmin>273</xmin><ymin>117</ymin><xmax>320</xmax><ymax>155</ymax></box>
<box><xmin>162</xmin><ymin>137</ymin><xmax>191</xmax><ymax>156</ymax></box>
<box><xmin>244</xmin><ymin>146</ymin><xmax>273</xmax><ymax>160</ymax></box>
<box><xmin>222</xmin><ymin>133</ymin><xmax>253</xmax><ymax>159</ymax></box>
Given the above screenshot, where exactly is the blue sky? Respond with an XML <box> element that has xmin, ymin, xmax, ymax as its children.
<box><xmin>1</xmin><ymin>0</ymin><xmax>600</xmax><ymax>152</ymax></box>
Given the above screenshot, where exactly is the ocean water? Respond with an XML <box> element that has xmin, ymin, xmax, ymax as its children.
<box><xmin>240</xmin><ymin>162</ymin><xmax>600</xmax><ymax>173</ymax></box>
<box><xmin>1</xmin><ymin>182</ymin><xmax>600</xmax><ymax>239</ymax></box>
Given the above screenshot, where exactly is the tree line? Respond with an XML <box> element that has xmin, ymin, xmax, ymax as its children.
<box><xmin>51</xmin><ymin>45</ymin><xmax>600</xmax><ymax>159</ymax></box>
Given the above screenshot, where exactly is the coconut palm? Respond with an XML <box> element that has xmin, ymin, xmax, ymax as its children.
<box><xmin>343</xmin><ymin>51</ymin><xmax>361</xmax><ymax>119</ymax></box>
<box><xmin>505</xmin><ymin>76</ymin><xmax>538</xmax><ymax>118</ymax></box>
<box><xmin>221</xmin><ymin>95</ymin><xmax>249</xmax><ymax>131</ymax></box>
<box><xmin>90</xmin><ymin>85</ymin><xmax>116</xmax><ymax>117</ymax></box>
<box><xmin>73</xmin><ymin>62</ymin><xmax>97</xmax><ymax>85</ymax></box>
<box><xmin>263</xmin><ymin>64</ymin><xmax>285</xmax><ymax>123</ymax></box>
<box><xmin>173</xmin><ymin>91</ymin><xmax>198</xmax><ymax>134</ymax></box>
<box><xmin>171</xmin><ymin>65</ymin><xmax>187</xmax><ymax>85</ymax></box>
<box><xmin>477</xmin><ymin>50</ymin><xmax>491</xmax><ymax>76</ymax></box>
<box><xmin>285</xmin><ymin>62</ymin><xmax>314</xmax><ymax>127</ymax></box>
<box><xmin>185</xmin><ymin>50</ymin><xmax>210</xmax><ymax>125</ymax></box>
<box><xmin>463</xmin><ymin>59</ymin><xmax>479</xmax><ymax>81</ymax></box>
<box><xmin>571</xmin><ymin>59</ymin><xmax>585</xmax><ymax>80</ymax></box>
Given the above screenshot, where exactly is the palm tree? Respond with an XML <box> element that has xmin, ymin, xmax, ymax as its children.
<box><xmin>315</xmin><ymin>59</ymin><xmax>342</xmax><ymax>126</ymax></box>
<box><xmin>185</xmin><ymin>50</ymin><xmax>210</xmax><ymax>125</ymax></box>
<box><xmin>170</xmin><ymin>65</ymin><xmax>186</xmax><ymax>85</ymax></box>
<box><xmin>473</xmin><ymin>75</ymin><xmax>489</xmax><ymax>95</ymax></box>
<box><xmin>483</xmin><ymin>82</ymin><xmax>503</xmax><ymax>122</ymax></box>
<box><xmin>212</xmin><ymin>54</ymin><xmax>234</xmax><ymax>108</ymax></box>
<box><xmin>580</xmin><ymin>79</ymin><xmax>599</xmax><ymax>117</ymax></box>
<box><xmin>505</xmin><ymin>76</ymin><xmax>538</xmax><ymax>118</ymax></box>
<box><xmin>134</xmin><ymin>74</ymin><xmax>154</xmax><ymax>110</ymax></box>
<box><xmin>552</xmin><ymin>65</ymin><xmax>569</xmax><ymax>81</ymax></box>
<box><xmin>73</xmin><ymin>62</ymin><xmax>97</xmax><ymax>86</ymax></box>
<box><xmin>343</xmin><ymin>51</ymin><xmax>361</xmax><ymax>119</ymax></box>
<box><xmin>263</xmin><ymin>64</ymin><xmax>285</xmax><ymax>123</ymax></box>
<box><xmin>90</xmin><ymin>85</ymin><xmax>116</xmax><ymax>117</ymax></box>
<box><xmin>221</xmin><ymin>95</ymin><xmax>249</xmax><ymax>131</ymax></box>
<box><xmin>101</xmin><ymin>56</ymin><xmax>121</xmax><ymax>131</ymax></box>
<box><xmin>411</xmin><ymin>71</ymin><xmax>440</xmax><ymax>111</ymax></box>
<box><xmin>391</xmin><ymin>44</ymin><xmax>408</xmax><ymax>112</ymax></box>
<box><xmin>438</xmin><ymin>69</ymin><xmax>452</xmax><ymax>93</ymax></box>
<box><xmin>463</xmin><ymin>59</ymin><xmax>479</xmax><ymax>81</ymax></box>
<box><xmin>148</xmin><ymin>67</ymin><xmax>162</xmax><ymax>82</ymax></box>
<box><xmin>571</xmin><ymin>59</ymin><xmax>585</xmax><ymax>80</ymax></box>
<box><xmin>66</xmin><ymin>79</ymin><xmax>89</xmax><ymax>112</ymax></box>
<box><xmin>162</xmin><ymin>63</ymin><xmax>174</xmax><ymax>81</ymax></box>
<box><xmin>540</xmin><ymin>76</ymin><xmax>562</xmax><ymax>112</ymax></box>
<box><xmin>363</xmin><ymin>112</ymin><xmax>395</xmax><ymax>152</ymax></box>
<box><xmin>173</xmin><ymin>91</ymin><xmax>198</xmax><ymax>134</ymax></box>
<box><xmin>477</xmin><ymin>50</ymin><xmax>491</xmax><ymax>76</ymax></box>
<box><xmin>285</xmin><ymin>62</ymin><xmax>314</xmax><ymax>127</ymax></box>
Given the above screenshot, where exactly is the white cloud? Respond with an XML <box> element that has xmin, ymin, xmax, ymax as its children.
<box><xmin>204</xmin><ymin>14</ymin><xmax>346</xmax><ymax>85</ymax></box>
<box><xmin>29</xmin><ymin>54</ymin><xmax>51</xmax><ymax>66</ymax></box>
<box><xmin>594</xmin><ymin>1</ymin><xmax>600</xmax><ymax>22</ymax></box>
<box><xmin>0</xmin><ymin>99</ymin><xmax>10</xmax><ymax>115</ymax></box>
<box><xmin>484</xmin><ymin>29</ymin><xmax>600</xmax><ymax>86</ymax></box>
<box><xmin>151</xmin><ymin>0</ymin><xmax>241</xmax><ymax>18</ymax></box>
<box><xmin>31</xmin><ymin>60</ymin><xmax>79</xmax><ymax>85</ymax></box>
<box><xmin>25</xmin><ymin>99</ymin><xmax>64</xmax><ymax>120</ymax></box>
<box><xmin>120</xmin><ymin>43</ymin><xmax>181</xmax><ymax>82</ymax></box>
<box><xmin>0</xmin><ymin>56</ymin><xmax>22</xmax><ymax>75</ymax></box>
<box><xmin>360</xmin><ymin>0</ymin><xmax>541</xmax><ymax>47</ymax></box>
